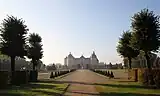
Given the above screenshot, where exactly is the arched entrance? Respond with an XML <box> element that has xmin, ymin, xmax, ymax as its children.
<box><xmin>77</xmin><ymin>64</ymin><xmax>85</xmax><ymax>69</ymax></box>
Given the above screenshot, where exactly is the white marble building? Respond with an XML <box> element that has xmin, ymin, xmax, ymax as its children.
<box><xmin>64</xmin><ymin>51</ymin><xmax>99</xmax><ymax>69</ymax></box>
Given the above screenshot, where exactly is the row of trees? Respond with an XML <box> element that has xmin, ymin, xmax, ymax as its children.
<box><xmin>46</xmin><ymin>63</ymin><xmax>57</xmax><ymax>71</ymax></box>
<box><xmin>0</xmin><ymin>16</ymin><xmax>43</xmax><ymax>74</ymax></box>
<box><xmin>117</xmin><ymin>8</ymin><xmax>160</xmax><ymax>69</ymax></box>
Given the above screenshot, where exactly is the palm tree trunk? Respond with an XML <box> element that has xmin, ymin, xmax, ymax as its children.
<box><xmin>128</xmin><ymin>57</ymin><xmax>132</xmax><ymax>69</ymax></box>
<box><xmin>32</xmin><ymin>59</ymin><xmax>36</xmax><ymax>71</ymax></box>
<box><xmin>11</xmin><ymin>56</ymin><xmax>15</xmax><ymax>84</ymax></box>
<box><xmin>11</xmin><ymin>56</ymin><xmax>15</xmax><ymax>72</ymax></box>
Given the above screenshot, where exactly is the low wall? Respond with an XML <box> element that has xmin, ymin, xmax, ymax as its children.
<box><xmin>128</xmin><ymin>68</ymin><xmax>160</xmax><ymax>82</ymax></box>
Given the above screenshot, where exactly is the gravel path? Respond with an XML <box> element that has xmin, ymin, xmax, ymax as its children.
<box><xmin>57</xmin><ymin>69</ymin><xmax>109</xmax><ymax>96</ymax></box>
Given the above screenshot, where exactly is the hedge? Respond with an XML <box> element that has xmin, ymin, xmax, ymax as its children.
<box><xmin>12</xmin><ymin>71</ymin><xmax>29</xmax><ymax>85</ymax></box>
<box><xmin>0</xmin><ymin>71</ymin><xmax>8</xmax><ymax>89</ymax></box>
<box><xmin>91</xmin><ymin>69</ymin><xmax>114</xmax><ymax>78</ymax></box>
<box><xmin>29</xmin><ymin>71</ymin><xmax>38</xmax><ymax>82</ymax></box>
<box><xmin>50</xmin><ymin>69</ymin><xmax>76</xmax><ymax>79</ymax></box>
<box><xmin>128</xmin><ymin>68</ymin><xmax>160</xmax><ymax>88</ymax></box>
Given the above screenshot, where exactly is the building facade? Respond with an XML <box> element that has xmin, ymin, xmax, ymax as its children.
<box><xmin>64</xmin><ymin>51</ymin><xmax>99</xmax><ymax>69</ymax></box>
<box><xmin>123</xmin><ymin>53</ymin><xmax>160</xmax><ymax>68</ymax></box>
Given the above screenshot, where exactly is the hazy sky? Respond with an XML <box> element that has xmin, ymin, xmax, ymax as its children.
<box><xmin>0</xmin><ymin>0</ymin><xmax>160</xmax><ymax>65</ymax></box>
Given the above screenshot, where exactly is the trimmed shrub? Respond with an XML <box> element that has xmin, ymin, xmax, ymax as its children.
<box><xmin>100</xmin><ymin>71</ymin><xmax>103</xmax><ymax>74</ymax></box>
<box><xmin>154</xmin><ymin>70</ymin><xmax>160</xmax><ymax>88</ymax></box>
<box><xmin>138</xmin><ymin>69</ymin><xmax>149</xmax><ymax>85</ymax></box>
<box><xmin>70</xmin><ymin>69</ymin><xmax>76</xmax><ymax>72</ymax></box>
<box><xmin>102</xmin><ymin>71</ymin><xmax>105</xmax><ymax>75</ymax></box>
<box><xmin>57</xmin><ymin>71</ymin><xmax>60</xmax><ymax>76</ymax></box>
<box><xmin>55</xmin><ymin>72</ymin><xmax>58</xmax><ymax>77</ymax></box>
<box><xmin>128</xmin><ymin>69</ymin><xmax>138</xmax><ymax>82</ymax></box>
<box><xmin>50</xmin><ymin>72</ymin><xmax>54</xmax><ymax>78</ymax></box>
<box><xmin>138</xmin><ymin>68</ymin><xmax>160</xmax><ymax>87</ymax></box>
<box><xmin>12</xmin><ymin>71</ymin><xmax>29</xmax><ymax>85</ymax></box>
<box><xmin>29</xmin><ymin>71</ymin><xmax>38</xmax><ymax>82</ymax></box>
<box><xmin>110</xmin><ymin>71</ymin><xmax>114</xmax><ymax>78</ymax></box>
<box><xmin>60</xmin><ymin>71</ymin><xmax>62</xmax><ymax>75</ymax></box>
<box><xmin>108</xmin><ymin>71</ymin><xmax>110</xmax><ymax>77</ymax></box>
<box><xmin>105</xmin><ymin>71</ymin><xmax>108</xmax><ymax>76</ymax></box>
<box><xmin>0</xmin><ymin>71</ymin><xmax>8</xmax><ymax>89</ymax></box>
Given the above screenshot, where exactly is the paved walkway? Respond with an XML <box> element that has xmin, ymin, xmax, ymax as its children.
<box><xmin>57</xmin><ymin>69</ymin><xmax>109</xmax><ymax>96</ymax></box>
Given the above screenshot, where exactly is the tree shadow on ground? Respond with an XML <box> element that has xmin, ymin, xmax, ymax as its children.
<box><xmin>117</xmin><ymin>80</ymin><xmax>136</xmax><ymax>83</ymax></box>
<box><xmin>66</xmin><ymin>90</ymin><xmax>99</xmax><ymax>95</ymax></box>
<box><xmin>99</xmin><ymin>92</ymin><xmax>160</xmax><ymax>96</ymax></box>
<box><xmin>0</xmin><ymin>91</ymin><xmax>62</xmax><ymax>96</ymax></box>
<box><xmin>32</xmin><ymin>90</ymin><xmax>62</xmax><ymax>96</ymax></box>
<box><xmin>18</xmin><ymin>83</ymin><xmax>56</xmax><ymax>89</ymax></box>
<box><xmin>0</xmin><ymin>80</ymin><xmax>64</xmax><ymax>96</ymax></box>
<box><xmin>38</xmin><ymin>80</ymin><xmax>64</xmax><ymax>84</ymax></box>
<box><xmin>0</xmin><ymin>92</ymin><xmax>23</xmax><ymax>96</ymax></box>
<box><xmin>94</xmin><ymin>83</ymin><xmax>157</xmax><ymax>89</ymax></box>
<box><xmin>52</xmin><ymin>80</ymin><xmax>156</xmax><ymax>89</ymax></box>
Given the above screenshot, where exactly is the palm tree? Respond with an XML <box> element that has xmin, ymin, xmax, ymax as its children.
<box><xmin>0</xmin><ymin>15</ymin><xmax>28</xmax><ymax>76</ymax></box>
<box><xmin>27</xmin><ymin>33</ymin><xmax>43</xmax><ymax>70</ymax></box>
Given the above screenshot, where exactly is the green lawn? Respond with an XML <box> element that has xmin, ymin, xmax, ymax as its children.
<box><xmin>95</xmin><ymin>75</ymin><xmax>160</xmax><ymax>96</ymax></box>
<box><xmin>0</xmin><ymin>80</ymin><xmax>68</xmax><ymax>96</ymax></box>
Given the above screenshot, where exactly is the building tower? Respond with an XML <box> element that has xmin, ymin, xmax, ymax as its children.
<box><xmin>64</xmin><ymin>56</ymin><xmax>67</xmax><ymax>66</ymax></box>
<box><xmin>90</xmin><ymin>51</ymin><xmax>99</xmax><ymax>69</ymax></box>
<box><xmin>80</xmin><ymin>55</ymin><xmax>85</xmax><ymax>69</ymax></box>
<box><xmin>67</xmin><ymin>52</ymin><xmax>75</xmax><ymax>69</ymax></box>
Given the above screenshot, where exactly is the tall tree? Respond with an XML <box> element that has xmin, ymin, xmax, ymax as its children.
<box><xmin>0</xmin><ymin>16</ymin><xmax>28</xmax><ymax>73</ymax></box>
<box><xmin>27</xmin><ymin>33</ymin><xmax>43</xmax><ymax>70</ymax></box>
<box><xmin>117</xmin><ymin>31</ymin><xmax>139</xmax><ymax>69</ymax></box>
<box><xmin>131</xmin><ymin>8</ymin><xmax>160</xmax><ymax>69</ymax></box>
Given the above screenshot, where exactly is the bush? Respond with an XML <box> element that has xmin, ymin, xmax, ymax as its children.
<box><xmin>128</xmin><ymin>69</ymin><xmax>138</xmax><ymax>81</ymax></box>
<box><xmin>29</xmin><ymin>71</ymin><xmax>38</xmax><ymax>82</ymax></box>
<box><xmin>57</xmin><ymin>71</ymin><xmax>60</xmax><ymax>76</ymax></box>
<box><xmin>70</xmin><ymin>69</ymin><xmax>76</xmax><ymax>72</ymax></box>
<box><xmin>110</xmin><ymin>71</ymin><xmax>114</xmax><ymax>78</ymax></box>
<box><xmin>139</xmin><ymin>69</ymin><xmax>149</xmax><ymax>85</ymax></box>
<box><xmin>0</xmin><ymin>71</ymin><xmax>8</xmax><ymax>89</ymax></box>
<box><xmin>107</xmin><ymin>71</ymin><xmax>110</xmax><ymax>77</ymax></box>
<box><xmin>138</xmin><ymin>68</ymin><xmax>160</xmax><ymax>87</ymax></box>
<box><xmin>105</xmin><ymin>71</ymin><xmax>107</xmax><ymax>76</ymax></box>
<box><xmin>154</xmin><ymin>70</ymin><xmax>160</xmax><ymax>88</ymax></box>
<box><xmin>12</xmin><ymin>71</ymin><xmax>29</xmax><ymax>85</ymax></box>
<box><xmin>50</xmin><ymin>72</ymin><xmax>54</xmax><ymax>78</ymax></box>
<box><xmin>102</xmin><ymin>71</ymin><xmax>105</xmax><ymax>75</ymax></box>
<box><xmin>59</xmin><ymin>71</ymin><xmax>62</xmax><ymax>75</ymax></box>
<box><xmin>55</xmin><ymin>72</ymin><xmax>58</xmax><ymax>77</ymax></box>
